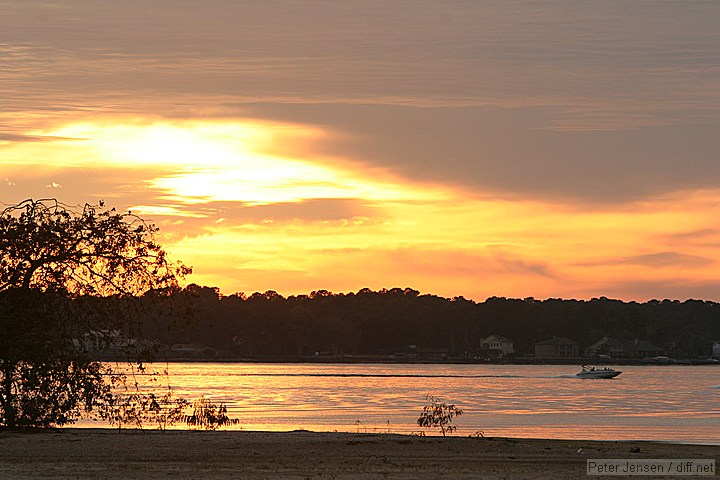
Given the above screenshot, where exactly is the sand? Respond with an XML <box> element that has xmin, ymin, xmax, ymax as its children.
<box><xmin>0</xmin><ymin>429</ymin><xmax>717</xmax><ymax>479</ymax></box>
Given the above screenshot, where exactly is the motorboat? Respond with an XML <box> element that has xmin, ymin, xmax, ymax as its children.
<box><xmin>576</xmin><ymin>365</ymin><xmax>621</xmax><ymax>379</ymax></box>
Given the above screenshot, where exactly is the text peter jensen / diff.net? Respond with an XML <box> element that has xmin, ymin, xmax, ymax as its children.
<box><xmin>587</xmin><ymin>459</ymin><xmax>715</xmax><ymax>476</ymax></box>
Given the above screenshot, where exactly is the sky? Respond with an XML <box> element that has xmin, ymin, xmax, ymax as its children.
<box><xmin>1</xmin><ymin>1</ymin><xmax>719</xmax><ymax>302</ymax></box>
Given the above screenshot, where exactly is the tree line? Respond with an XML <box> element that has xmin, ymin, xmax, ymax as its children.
<box><xmin>144</xmin><ymin>285</ymin><xmax>720</xmax><ymax>359</ymax></box>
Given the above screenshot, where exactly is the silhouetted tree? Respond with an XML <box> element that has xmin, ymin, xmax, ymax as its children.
<box><xmin>0</xmin><ymin>198</ymin><xmax>190</xmax><ymax>428</ymax></box>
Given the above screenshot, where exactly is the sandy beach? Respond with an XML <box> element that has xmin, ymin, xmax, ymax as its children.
<box><xmin>0</xmin><ymin>429</ymin><xmax>716</xmax><ymax>479</ymax></box>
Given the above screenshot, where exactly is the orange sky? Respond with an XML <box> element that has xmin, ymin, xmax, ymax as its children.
<box><xmin>1</xmin><ymin>2</ymin><xmax>719</xmax><ymax>301</ymax></box>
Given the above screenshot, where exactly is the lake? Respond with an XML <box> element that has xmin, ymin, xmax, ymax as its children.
<box><xmin>94</xmin><ymin>363</ymin><xmax>720</xmax><ymax>444</ymax></box>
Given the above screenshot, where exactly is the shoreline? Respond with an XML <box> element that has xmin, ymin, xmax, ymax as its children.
<box><xmin>54</xmin><ymin>425</ymin><xmax>720</xmax><ymax>448</ymax></box>
<box><xmin>96</xmin><ymin>356</ymin><xmax>720</xmax><ymax>368</ymax></box>
<box><xmin>1</xmin><ymin>429</ymin><xmax>717</xmax><ymax>479</ymax></box>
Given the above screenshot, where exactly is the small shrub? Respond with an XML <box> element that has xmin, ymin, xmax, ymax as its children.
<box><xmin>354</xmin><ymin>419</ymin><xmax>365</xmax><ymax>433</ymax></box>
<box><xmin>185</xmin><ymin>396</ymin><xmax>240</xmax><ymax>430</ymax></box>
<box><xmin>416</xmin><ymin>395</ymin><xmax>463</xmax><ymax>436</ymax></box>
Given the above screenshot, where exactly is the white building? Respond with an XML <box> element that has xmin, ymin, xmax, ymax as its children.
<box><xmin>480</xmin><ymin>334</ymin><xmax>514</xmax><ymax>356</ymax></box>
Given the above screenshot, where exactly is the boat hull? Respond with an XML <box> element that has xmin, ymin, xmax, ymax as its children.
<box><xmin>576</xmin><ymin>370</ymin><xmax>621</xmax><ymax>379</ymax></box>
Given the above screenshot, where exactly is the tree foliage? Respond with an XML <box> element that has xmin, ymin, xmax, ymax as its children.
<box><xmin>0</xmin><ymin>198</ymin><xmax>190</xmax><ymax>428</ymax></box>
<box><xmin>0</xmin><ymin>198</ymin><xmax>189</xmax><ymax>295</ymax></box>
<box><xmin>417</xmin><ymin>395</ymin><xmax>463</xmax><ymax>436</ymax></box>
<box><xmin>99</xmin><ymin>363</ymin><xmax>190</xmax><ymax>431</ymax></box>
<box><xmin>0</xmin><ymin>288</ymin><xmax>106</xmax><ymax>427</ymax></box>
<box><xmin>184</xmin><ymin>396</ymin><xmax>240</xmax><ymax>430</ymax></box>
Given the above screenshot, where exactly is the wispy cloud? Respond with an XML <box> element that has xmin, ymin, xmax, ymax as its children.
<box><xmin>603</xmin><ymin>252</ymin><xmax>713</xmax><ymax>268</ymax></box>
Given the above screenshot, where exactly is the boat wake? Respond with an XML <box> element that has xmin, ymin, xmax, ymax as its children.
<box><xmin>231</xmin><ymin>373</ymin><xmax>576</xmax><ymax>379</ymax></box>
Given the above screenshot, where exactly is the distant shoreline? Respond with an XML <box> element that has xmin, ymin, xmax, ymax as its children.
<box><xmin>1</xmin><ymin>429</ymin><xmax>717</xmax><ymax>479</ymax></box>
<box><xmin>102</xmin><ymin>355</ymin><xmax>720</xmax><ymax>366</ymax></box>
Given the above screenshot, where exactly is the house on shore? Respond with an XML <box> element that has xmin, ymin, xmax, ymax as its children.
<box><xmin>534</xmin><ymin>336</ymin><xmax>579</xmax><ymax>359</ymax></box>
<box><xmin>479</xmin><ymin>334</ymin><xmax>514</xmax><ymax>357</ymax></box>
<box><xmin>585</xmin><ymin>336</ymin><xmax>624</xmax><ymax>358</ymax></box>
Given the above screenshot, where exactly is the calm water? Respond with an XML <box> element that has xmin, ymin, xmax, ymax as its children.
<box><xmin>94</xmin><ymin>363</ymin><xmax>720</xmax><ymax>444</ymax></box>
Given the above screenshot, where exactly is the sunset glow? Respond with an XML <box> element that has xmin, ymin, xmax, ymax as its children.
<box><xmin>3</xmin><ymin>115</ymin><xmax>720</xmax><ymax>300</ymax></box>
<box><xmin>2</xmin><ymin>1</ymin><xmax>719</xmax><ymax>301</ymax></box>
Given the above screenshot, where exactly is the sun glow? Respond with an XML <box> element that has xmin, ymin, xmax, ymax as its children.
<box><xmin>28</xmin><ymin>119</ymin><xmax>442</xmax><ymax>207</ymax></box>
<box><xmin>37</xmin><ymin>121</ymin><xmax>295</xmax><ymax>169</ymax></box>
<box><xmin>3</xmin><ymin>117</ymin><xmax>720</xmax><ymax>301</ymax></box>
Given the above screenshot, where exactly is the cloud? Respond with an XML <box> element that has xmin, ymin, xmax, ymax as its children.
<box><xmin>235</xmin><ymin>103</ymin><xmax>720</xmax><ymax>204</ymax></box>
<box><xmin>0</xmin><ymin>133</ymin><xmax>66</xmax><ymax>142</ymax></box>
<box><xmin>618</xmin><ymin>252</ymin><xmax>713</xmax><ymax>268</ymax></box>
<box><xmin>45</xmin><ymin>182</ymin><xmax>62</xmax><ymax>188</ymax></box>
<box><xmin>589</xmin><ymin>278</ymin><xmax>720</xmax><ymax>303</ymax></box>
<box><xmin>126</xmin><ymin>204</ymin><xmax>208</xmax><ymax>219</ymax></box>
<box><xmin>1</xmin><ymin>2</ymin><xmax>718</xmax><ymax>204</ymax></box>
<box><xmin>663</xmin><ymin>228</ymin><xmax>720</xmax><ymax>241</ymax></box>
<box><xmin>489</xmin><ymin>251</ymin><xmax>558</xmax><ymax>279</ymax></box>
<box><xmin>581</xmin><ymin>251</ymin><xmax>713</xmax><ymax>269</ymax></box>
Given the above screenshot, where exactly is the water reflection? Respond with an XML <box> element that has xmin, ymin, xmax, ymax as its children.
<box><xmin>88</xmin><ymin>363</ymin><xmax>720</xmax><ymax>444</ymax></box>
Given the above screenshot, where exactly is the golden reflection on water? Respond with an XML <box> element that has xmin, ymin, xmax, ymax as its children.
<box><xmin>92</xmin><ymin>363</ymin><xmax>720</xmax><ymax>444</ymax></box>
